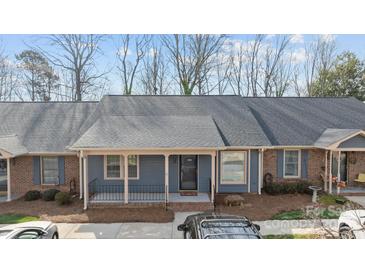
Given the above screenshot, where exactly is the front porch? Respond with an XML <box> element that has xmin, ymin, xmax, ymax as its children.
<box><xmin>319</xmin><ymin>129</ymin><xmax>365</xmax><ymax>195</ymax></box>
<box><xmin>80</xmin><ymin>151</ymin><xmax>217</xmax><ymax>209</ymax></box>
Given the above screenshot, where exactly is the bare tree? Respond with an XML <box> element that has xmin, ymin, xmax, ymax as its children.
<box><xmin>0</xmin><ymin>46</ymin><xmax>19</xmax><ymax>101</ymax></box>
<box><xmin>259</xmin><ymin>35</ymin><xmax>292</xmax><ymax>97</ymax></box>
<box><xmin>229</xmin><ymin>41</ymin><xmax>249</xmax><ymax>96</ymax></box>
<box><xmin>162</xmin><ymin>34</ymin><xmax>226</xmax><ymax>95</ymax></box>
<box><xmin>34</xmin><ymin>35</ymin><xmax>107</xmax><ymax>101</ymax></box>
<box><xmin>140</xmin><ymin>45</ymin><xmax>170</xmax><ymax>95</ymax></box>
<box><xmin>304</xmin><ymin>35</ymin><xmax>336</xmax><ymax>96</ymax></box>
<box><xmin>116</xmin><ymin>35</ymin><xmax>150</xmax><ymax>95</ymax></box>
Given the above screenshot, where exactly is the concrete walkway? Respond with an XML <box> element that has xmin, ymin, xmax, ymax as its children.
<box><xmin>0</xmin><ymin>213</ymin><xmax>339</xmax><ymax>238</ymax></box>
<box><xmin>56</xmin><ymin>215</ymin><xmax>338</xmax><ymax>239</ymax></box>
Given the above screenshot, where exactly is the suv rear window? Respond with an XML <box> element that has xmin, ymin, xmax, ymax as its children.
<box><xmin>200</xmin><ymin>220</ymin><xmax>260</xmax><ymax>239</ymax></box>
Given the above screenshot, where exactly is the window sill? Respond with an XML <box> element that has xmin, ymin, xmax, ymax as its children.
<box><xmin>221</xmin><ymin>181</ymin><xmax>247</xmax><ymax>185</ymax></box>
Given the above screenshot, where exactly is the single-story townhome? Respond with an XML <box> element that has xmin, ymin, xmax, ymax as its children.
<box><xmin>2</xmin><ymin>95</ymin><xmax>365</xmax><ymax>209</ymax></box>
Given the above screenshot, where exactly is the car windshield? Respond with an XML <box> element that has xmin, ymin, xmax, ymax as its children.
<box><xmin>200</xmin><ymin>220</ymin><xmax>260</xmax><ymax>239</ymax></box>
<box><xmin>0</xmin><ymin>230</ymin><xmax>12</xmax><ymax>238</ymax></box>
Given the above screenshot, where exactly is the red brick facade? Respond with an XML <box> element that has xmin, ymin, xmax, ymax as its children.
<box><xmin>263</xmin><ymin>149</ymin><xmax>325</xmax><ymax>184</ymax></box>
<box><xmin>10</xmin><ymin>155</ymin><xmax>80</xmax><ymax>197</ymax></box>
<box><xmin>347</xmin><ymin>152</ymin><xmax>365</xmax><ymax>184</ymax></box>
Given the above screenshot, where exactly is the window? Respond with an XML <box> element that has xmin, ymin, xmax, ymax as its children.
<box><xmin>105</xmin><ymin>155</ymin><xmax>121</xmax><ymax>179</ymax></box>
<box><xmin>284</xmin><ymin>150</ymin><xmax>301</xmax><ymax>178</ymax></box>
<box><xmin>42</xmin><ymin>157</ymin><xmax>59</xmax><ymax>184</ymax></box>
<box><xmin>104</xmin><ymin>155</ymin><xmax>139</xmax><ymax>180</ymax></box>
<box><xmin>128</xmin><ymin>155</ymin><xmax>139</xmax><ymax>179</ymax></box>
<box><xmin>221</xmin><ymin>151</ymin><xmax>246</xmax><ymax>184</ymax></box>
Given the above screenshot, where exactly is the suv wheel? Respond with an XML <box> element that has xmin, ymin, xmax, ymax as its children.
<box><xmin>339</xmin><ymin>226</ymin><xmax>355</xmax><ymax>239</ymax></box>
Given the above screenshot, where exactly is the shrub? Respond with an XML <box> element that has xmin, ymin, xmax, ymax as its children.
<box><xmin>264</xmin><ymin>182</ymin><xmax>312</xmax><ymax>195</ymax></box>
<box><xmin>24</xmin><ymin>190</ymin><xmax>42</xmax><ymax>201</ymax></box>
<box><xmin>55</xmin><ymin>192</ymin><xmax>72</xmax><ymax>205</ymax></box>
<box><xmin>42</xmin><ymin>189</ymin><xmax>60</xmax><ymax>201</ymax></box>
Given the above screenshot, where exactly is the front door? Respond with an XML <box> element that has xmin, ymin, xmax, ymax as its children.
<box><xmin>0</xmin><ymin>159</ymin><xmax>7</xmax><ymax>193</ymax></box>
<box><xmin>180</xmin><ymin>155</ymin><xmax>198</xmax><ymax>191</ymax></box>
<box><xmin>332</xmin><ymin>152</ymin><xmax>347</xmax><ymax>182</ymax></box>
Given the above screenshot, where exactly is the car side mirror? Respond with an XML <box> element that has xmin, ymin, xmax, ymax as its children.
<box><xmin>40</xmin><ymin>230</ymin><xmax>48</xmax><ymax>236</ymax></box>
<box><xmin>177</xmin><ymin>224</ymin><xmax>187</xmax><ymax>231</ymax></box>
<box><xmin>254</xmin><ymin>224</ymin><xmax>261</xmax><ymax>231</ymax></box>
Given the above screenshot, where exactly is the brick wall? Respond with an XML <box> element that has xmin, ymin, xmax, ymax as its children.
<box><xmin>10</xmin><ymin>155</ymin><xmax>80</xmax><ymax>197</ymax></box>
<box><xmin>263</xmin><ymin>149</ymin><xmax>325</xmax><ymax>184</ymax></box>
<box><xmin>347</xmin><ymin>152</ymin><xmax>365</xmax><ymax>183</ymax></box>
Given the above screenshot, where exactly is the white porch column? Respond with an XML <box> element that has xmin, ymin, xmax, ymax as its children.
<box><xmin>324</xmin><ymin>150</ymin><xmax>328</xmax><ymax>192</ymax></box>
<box><xmin>79</xmin><ymin>151</ymin><xmax>83</xmax><ymax>199</ymax></box>
<box><xmin>211</xmin><ymin>152</ymin><xmax>216</xmax><ymax>203</ymax></box>
<box><xmin>337</xmin><ymin>150</ymin><xmax>341</xmax><ymax>195</ymax></box>
<box><xmin>164</xmin><ymin>154</ymin><xmax>169</xmax><ymax>203</ymax></box>
<box><xmin>7</xmin><ymin>158</ymin><xmax>11</xmax><ymax>202</ymax></box>
<box><xmin>329</xmin><ymin>150</ymin><xmax>333</xmax><ymax>194</ymax></box>
<box><xmin>258</xmin><ymin>149</ymin><xmax>263</xmax><ymax>195</ymax></box>
<box><xmin>247</xmin><ymin>150</ymin><xmax>251</xmax><ymax>193</ymax></box>
<box><xmin>124</xmin><ymin>154</ymin><xmax>129</xmax><ymax>204</ymax></box>
<box><xmin>83</xmin><ymin>155</ymin><xmax>88</xmax><ymax>210</ymax></box>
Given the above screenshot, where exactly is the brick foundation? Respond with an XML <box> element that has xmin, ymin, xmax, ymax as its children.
<box><xmin>10</xmin><ymin>155</ymin><xmax>80</xmax><ymax>197</ymax></box>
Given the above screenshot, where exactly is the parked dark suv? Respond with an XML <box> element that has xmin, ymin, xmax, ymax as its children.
<box><xmin>177</xmin><ymin>213</ymin><xmax>262</xmax><ymax>239</ymax></box>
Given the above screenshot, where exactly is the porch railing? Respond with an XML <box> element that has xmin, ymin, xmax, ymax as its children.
<box><xmin>89</xmin><ymin>178</ymin><xmax>124</xmax><ymax>201</ymax></box>
<box><xmin>88</xmin><ymin>178</ymin><xmax>165</xmax><ymax>202</ymax></box>
<box><xmin>129</xmin><ymin>184</ymin><xmax>165</xmax><ymax>202</ymax></box>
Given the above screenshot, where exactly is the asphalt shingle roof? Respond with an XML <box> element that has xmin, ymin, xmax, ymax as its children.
<box><xmin>0</xmin><ymin>102</ymin><xmax>97</xmax><ymax>153</ymax></box>
<box><xmin>71</xmin><ymin>115</ymin><xmax>225</xmax><ymax>149</ymax></box>
<box><xmin>0</xmin><ymin>135</ymin><xmax>28</xmax><ymax>156</ymax></box>
<box><xmin>94</xmin><ymin>95</ymin><xmax>271</xmax><ymax>147</ymax></box>
<box><xmin>244</xmin><ymin>97</ymin><xmax>365</xmax><ymax>146</ymax></box>
<box><xmin>2</xmin><ymin>95</ymin><xmax>365</xmax><ymax>153</ymax></box>
<box><xmin>314</xmin><ymin>128</ymin><xmax>362</xmax><ymax>148</ymax></box>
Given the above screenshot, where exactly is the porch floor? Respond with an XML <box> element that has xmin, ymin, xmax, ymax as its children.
<box><xmin>89</xmin><ymin>192</ymin><xmax>210</xmax><ymax>203</ymax></box>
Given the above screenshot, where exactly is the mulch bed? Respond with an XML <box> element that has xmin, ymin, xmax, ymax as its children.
<box><xmin>0</xmin><ymin>197</ymin><xmax>174</xmax><ymax>223</ymax></box>
<box><xmin>214</xmin><ymin>193</ymin><xmax>313</xmax><ymax>221</ymax></box>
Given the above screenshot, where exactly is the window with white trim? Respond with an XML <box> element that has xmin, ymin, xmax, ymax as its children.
<box><xmin>104</xmin><ymin>155</ymin><xmax>139</xmax><ymax>180</ymax></box>
<box><xmin>221</xmin><ymin>151</ymin><xmax>247</xmax><ymax>184</ymax></box>
<box><xmin>105</xmin><ymin>155</ymin><xmax>121</xmax><ymax>179</ymax></box>
<box><xmin>128</xmin><ymin>155</ymin><xmax>139</xmax><ymax>179</ymax></box>
<box><xmin>284</xmin><ymin>150</ymin><xmax>301</xmax><ymax>178</ymax></box>
<box><xmin>42</xmin><ymin>156</ymin><xmax>59</xmax><ymax>184</ymax></box>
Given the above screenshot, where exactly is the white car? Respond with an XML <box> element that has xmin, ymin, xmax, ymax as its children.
<box><xmin>338</xmin><ymin>210</ymin><xmax>365</xmax><ymax>239</ymax></box>
<box><xmin>0</xmin><ymin>221</ymin><xmax>59</xmax><ymax>239</ymax></box>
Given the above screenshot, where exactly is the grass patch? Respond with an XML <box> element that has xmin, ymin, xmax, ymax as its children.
<box><xmin>272</xmin><ymin>209</ymin><xmax>340</xmax><ymax>220</ymax></box>
<box><xmin>264</xmin><ymin>234</ymin><xmax>321</xmax><ymax>239</ymax></box>
<box><xmin>271</xmin><ymin>210</ymin><xmax>305</xmax><ymax>220</ymax></box>
<box><xmin>0</xmin><ymin>214</ymin><xmax>40</xmax><ymax>224</ymax></box>
<box><xmin>319</xmin><ymin>194</ymin><xmax>347</xmax><ymax>206</ymax></box>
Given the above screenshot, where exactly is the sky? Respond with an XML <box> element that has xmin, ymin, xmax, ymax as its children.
<box><xmin>2</xmin><ymin>34</ymin><xmax>365</xmax><ymax>96</ymax></box>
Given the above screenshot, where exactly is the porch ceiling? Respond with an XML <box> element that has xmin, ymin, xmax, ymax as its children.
<box><xmin>71</xmin><ymin>115</ymin><xmax>225</xmax><ymax>150</ymax></box>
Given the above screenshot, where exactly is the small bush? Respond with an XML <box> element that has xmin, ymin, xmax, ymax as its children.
<box><xmin>42</xmin><ymin>189</ymin><xmax>60</xmax><ymax>201</ymax></box>
<box><xmin>24</xmin><ymin>190</ymin><xmax>42</xmax><ymax>201</ymax></box>
<box><xmin>55</xmin><ymin>192</ymin><xmax>72</xmax><ymax>205</ymax></box>
<box><xmin>264</xmin><ymin>182</ymin><xmax>312</xmax><ymax>195</ymax></box>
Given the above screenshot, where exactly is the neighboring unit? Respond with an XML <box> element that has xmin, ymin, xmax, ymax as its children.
<box><xmin>2</xmin><ymin>95</ymin><xmax>365</xmax><ymax>208</ymax></box>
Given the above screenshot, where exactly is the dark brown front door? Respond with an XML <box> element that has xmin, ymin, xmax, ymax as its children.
<box><xmin>180</xmin><ymin>155</ymin><xmax>197</xmax><ymax>191</ymax></box>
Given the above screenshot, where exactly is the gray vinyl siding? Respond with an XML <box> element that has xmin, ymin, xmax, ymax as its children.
<box><xmin>217</xmin><ymin>150</ymin><xmax>259</xmax><ymax>193</ymax></box>
<box><xmin>88</xmin><ymin>155</ymin><xmax>212</xmax><ymax>193</ymax></box>
<box><xmin>339</xmin><ymin>135</ymin><xmax>365</xmax><ymax>148</ymax></box>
